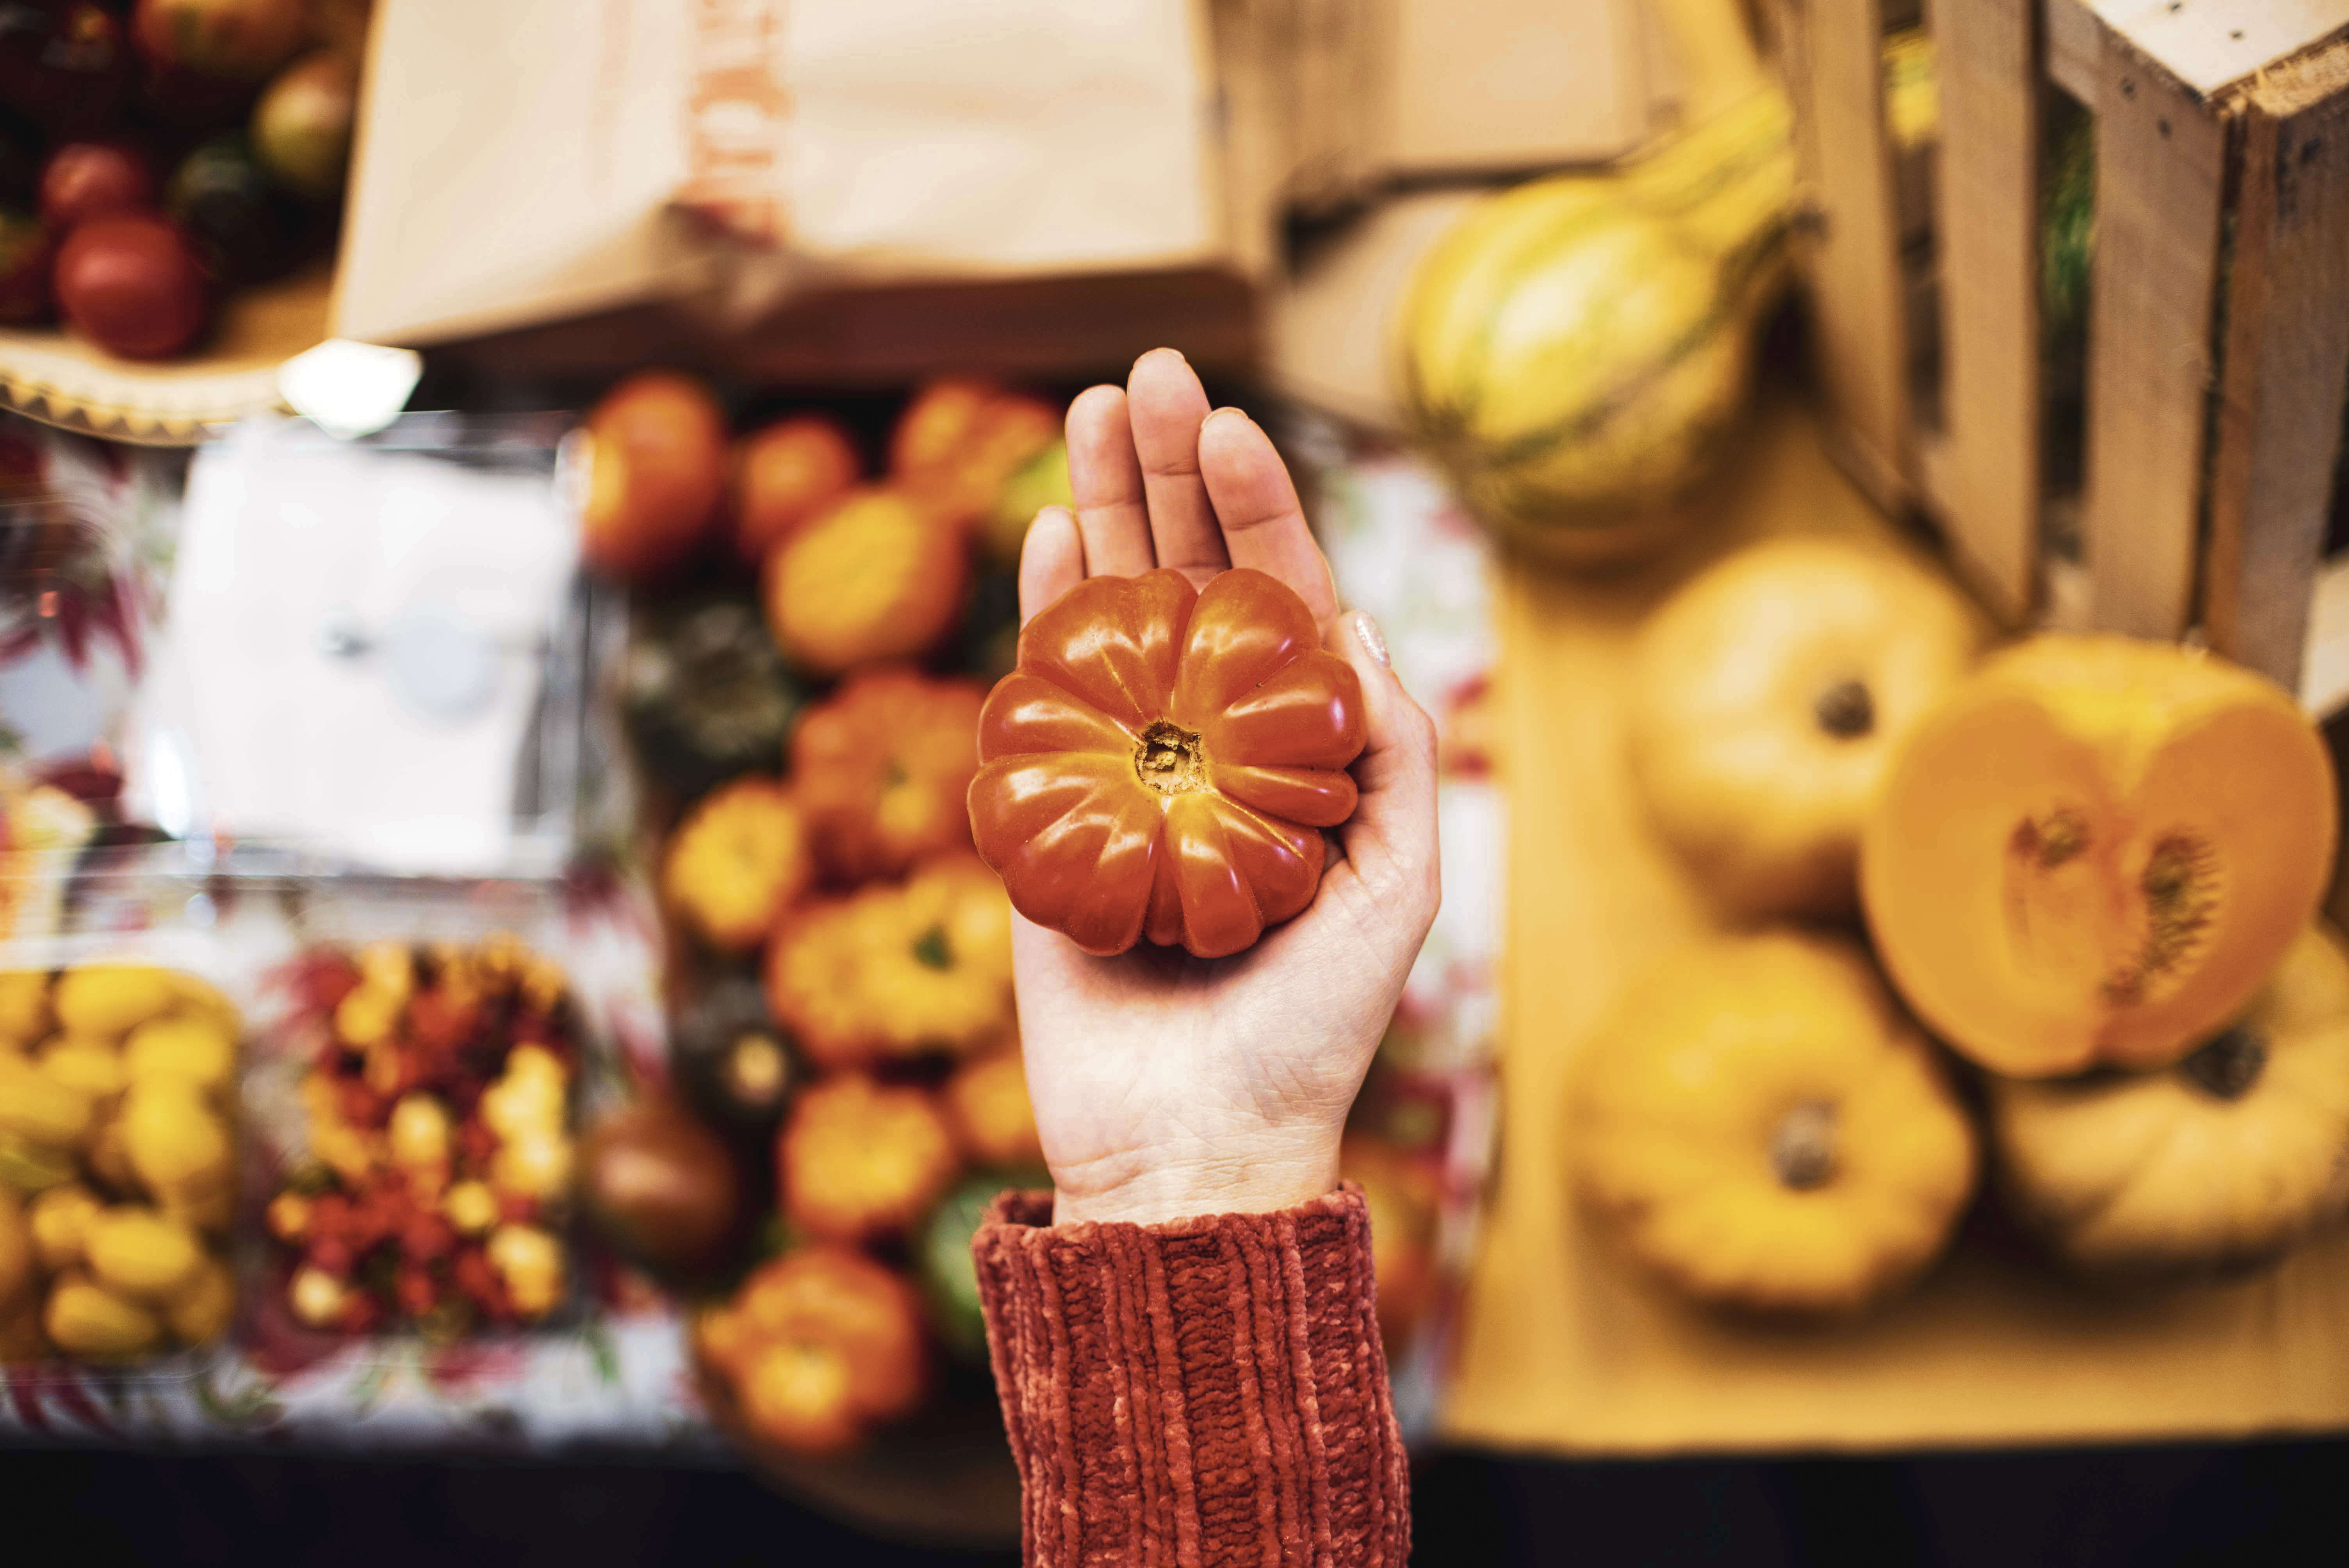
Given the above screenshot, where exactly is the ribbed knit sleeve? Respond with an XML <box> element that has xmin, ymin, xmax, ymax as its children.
<box><xmin>971</xmin><ymin>1183</ymin><xmax>1409</xmax><ymax>1568</ymax></box>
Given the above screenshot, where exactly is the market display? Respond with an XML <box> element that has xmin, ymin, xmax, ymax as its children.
<box><xmin>260</xmin><ymin>938</ymin><xmax>580</xmax><ymax>1336</ymax></box>
<box><xmin>1394</xmin><ymin>85</ymin><xmax>1793</xmax><ymax>559</ymax></box>
<box><xmin>567</xmin><ymin>371</ymin><xmax>1060</xmax><ymax>1466</ymax></box>
<box><xmin>1860</xmin><ymin>635</ymin><xmax>2336</xmax><ymax>1078</ymax></box>
<box><xmin>1566</xmin><ymin>931</ymin><xmax>1978</xmax><ymax>1314</ymax></box>
<box><xmin>1627</xmin><ymin>537</ymin><xmax>1984</xmax><ymax>917</ymax></box>
<box><xmin>970</xmin><ymin>566</ymin><xmax>1366</xmax><ymax>959</ymax></box>
<box><xmin>1985</xmin><ymin>924</ymin><xmax>2349</xmax><ymax>1276</ymax></box>
<box><xmin>1594</xmin><ymin>521</ymin><xmax>2349</xmax><ymax>1322</ymax></box>
<box><xmin>0</xmin><ymin>0</ymin><xmax>364</xmax><ymax>358</ymax></box>
<box><xmin>0</xmin><ymin>962</ymin><xmax>239</xmax><ymax>1361</ymax></box>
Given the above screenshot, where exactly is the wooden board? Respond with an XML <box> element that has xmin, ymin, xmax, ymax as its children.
<box><xmin>2082</xmin><ymin>0</ymin><xmax>2349</xmax><ymax>98</ymax></box>
<box><xmin>2077</xmin><ymin>24</ymin><xmax>2229</xmax><ymax>639</ymax></box>
<box><xmin>1441</xmin><ymin>392</ymin><xmax>2349</xmax><ymax>1454</ymax></box>
<box><xmin>1923</xmin><ymin>0</ymin><xmax>2042</xmax><ymax>624</ymax></box>
<box><xmin>1385</xmin><ymin>0</ymin><xmax>1655</xmax><ymax>175</ymax></box>
<box><xmin>2204</xmin><ymin>47</ymin><xmax>2349</xmax><ymax>693</ymax></box>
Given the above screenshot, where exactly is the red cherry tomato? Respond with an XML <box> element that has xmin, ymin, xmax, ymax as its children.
<box><xmin>40</xmin><ymin>141</ymin><xmax>157</xmax><ymax>230</ymax></box>
<box><xmin>968</xmin><ymin>567</ymin><xmax>1365</xmax><ymax>959</ymax></box>
<box><xmin>52</xmin><ymin>212</ymin><xmax>209</xmax><ymax>358</ymax></box>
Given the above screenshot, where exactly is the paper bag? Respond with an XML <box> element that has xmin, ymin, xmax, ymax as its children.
<box><xmin>336</xmin><ymin>0</ymin><xmax>1224</xmax><ymax>349</ymax></box>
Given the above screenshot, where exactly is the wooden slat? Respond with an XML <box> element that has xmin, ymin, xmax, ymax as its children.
<box><xmin>1768</xmin><ymin>0</ymin><xmax>1912</xmax><ymax>510</ymax></box>
<box><xmin>1923</xmin><ymin>0</ymin><xmax>2041</xmax><ymax>623</ymax></box>
<box><xmin>2205</xmin><ymin>60</ymin><xmax>2349</xmax><ymax>695</ymax></box>
<box><xmin>2083</xmin><ymin>0</ymin><xmax>2349</xmax><ymax>98</ymax></box>
<box><xmin>2046</xmin><ymin>0</ymin><xmax>2102</xmax><ymax>102</ymax></box>
<box><xmin>2079</xmin><ymin>33</ymin><xmax>2230</xmax><ymax>639</ymax></box>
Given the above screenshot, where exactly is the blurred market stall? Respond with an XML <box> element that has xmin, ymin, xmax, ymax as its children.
<box><xmin>5</xmin><ymin>0</ymin><xmax>2349</xmax><ymax>1556</ymax></box>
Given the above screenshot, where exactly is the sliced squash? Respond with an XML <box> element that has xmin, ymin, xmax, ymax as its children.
<box><xmin>1861</xmin><ymin>636</ymin><xmax>2335</xmax><ymax>1077</ymax></box>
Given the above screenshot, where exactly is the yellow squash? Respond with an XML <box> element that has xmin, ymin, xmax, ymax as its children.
<box><xmin>1568</xmin><ymin>930</ymin><xmax>1977</xmax><ymax>1313</ymax></box>
<box><xmin>1394</xmin><ymin>86</ymin><xmax>1793</xmax><ymax>561</ymax></box>
<box><xmin>1987</xmin><ymin>923</ymin><xmax>2349</xmax><ymax>1274</ymax></box>
<box><xmin>1629</xmin><ymin>538</ymin><xmax>1985</xmax><ymax>915</ymax></box>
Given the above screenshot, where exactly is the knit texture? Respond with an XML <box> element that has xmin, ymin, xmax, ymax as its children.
<box><xmin>973</xmin><ymin>1183</ymin><xmax>1410</xmax><ymax>1567</ymax></box>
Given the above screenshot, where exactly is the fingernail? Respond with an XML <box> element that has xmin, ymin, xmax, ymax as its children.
<box><xmin>1202</xmin><ymin>405</ymin><xmax>1251</xmax><ymax>429</ymax></box>
<box><xmin>1137</xmin><ymin>346</ymin><xmax>1186</xmax><ymax>369</ymax></box>
<box><xmin>1351</xmin><ymin>611</ymin><xmax>1390</xmax><ymax>668</ymax></box>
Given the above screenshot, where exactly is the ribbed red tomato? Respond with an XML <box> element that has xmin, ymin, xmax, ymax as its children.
<box><xmin>968</xmin><ymin>567</ymin><xmax>1365</xmax><ymax>959</ymax></box>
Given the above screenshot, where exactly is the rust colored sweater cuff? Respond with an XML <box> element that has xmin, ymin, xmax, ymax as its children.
<box><xmin>973</xmin><ymin>1182</ymin><xmax>1409</xmax><ymax>1568</ymax></box>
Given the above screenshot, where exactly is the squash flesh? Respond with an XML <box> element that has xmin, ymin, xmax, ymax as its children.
<box><xmin>1862</xmin><ymin>637</ymin><xmax>2335</xmax><ymax>1077</ymax></box>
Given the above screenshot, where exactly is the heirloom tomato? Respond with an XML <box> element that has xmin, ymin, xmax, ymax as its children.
<box><xmin>968</xmin><ymin>567</ymin><xmax>1365</xmax><ymax>959</ymax></box>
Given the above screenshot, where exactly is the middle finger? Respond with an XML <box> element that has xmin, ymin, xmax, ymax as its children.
<box><xmin>1066</xmin><ymin>383</ymin><xmax>1157</xmax><ymax>578</ymax></box>
<box><xmin>1127</xmin><ymin>348</ymin><xmax>1228</xmax><ymax>584</ymax></box>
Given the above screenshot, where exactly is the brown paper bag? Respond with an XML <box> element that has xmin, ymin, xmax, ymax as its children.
<box><xmin>336</xmin><ymin>0</ymin><xmax>1230</xmax><ymax>349</ymax></box>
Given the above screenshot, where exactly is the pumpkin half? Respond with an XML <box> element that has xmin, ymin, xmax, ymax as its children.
<box><xmin>1986</xmin><ymin>922</ymin><xmax>2349</xmax><ymax>1274</ymax></box>
<box><xmin>1862</xmin><ymin>636</ymin><xmax>2337</xmax><ymax>1078</ymax></box>
<box><xmin>1629</xmin><ymin>537</ymin><xmax>1984</xmax><ymax>916</ymax></box>
<box><xmin>1567</xmin><ymin>931</ymin><xmax>1977</xmax><ymax>1313</ymax></box>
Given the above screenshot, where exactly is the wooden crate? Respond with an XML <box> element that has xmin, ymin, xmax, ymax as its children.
<box><xmin>1768</xmin><ymin>0</ymin><xmax>2349</xmax><ymax>709</ymax></box>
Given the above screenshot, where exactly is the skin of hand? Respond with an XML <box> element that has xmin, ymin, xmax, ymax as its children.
<box><xmin>1014</xmin><ymin>347</ymin><xmax>1443</xmax><ymax>1227</ymax></box>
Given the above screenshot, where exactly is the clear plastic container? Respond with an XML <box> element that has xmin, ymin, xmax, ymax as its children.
<box><xmin>119</xmin><ymin>413</ymin><xmax>626</xmax><ymax>881</ymax></box>
<box><xmin>232</xmin><ymin>866</ymin><xmax>599</xmax><ymax>1367</ymax></box>
<box><xmin>0</xmin><ymin>852</ymin><xmax>244</xmax><ymax>1386</ymax></box>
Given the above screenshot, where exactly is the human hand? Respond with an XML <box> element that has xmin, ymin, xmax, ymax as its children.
<box><xmin>1010</xmin><ymin>348</ymin><xmax>1442</xmax><ymax>1226</ymax></box>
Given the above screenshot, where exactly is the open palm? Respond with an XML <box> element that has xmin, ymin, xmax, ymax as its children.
<box><xmin>1011</xmin><ymin>349</ymin><xmax>1442</xmax><ymax>1226</ymax></box>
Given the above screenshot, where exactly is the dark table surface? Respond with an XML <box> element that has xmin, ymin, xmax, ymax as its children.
<box><xmin>5</xmin><ymin>1438</ymin><xmax>2341</xmax><ymax>1567</ymax></box>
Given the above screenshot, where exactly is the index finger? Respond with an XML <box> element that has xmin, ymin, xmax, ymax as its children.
<box><xmin>1197</xmin><ymin>407</ymin><xmax>1340</xmax><ymax>633</ymax></box>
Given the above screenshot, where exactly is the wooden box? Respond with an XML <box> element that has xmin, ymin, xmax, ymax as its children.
<box><xmin>1770</xmin><ymin>0</ymin><xmax>2349</xmax><ymax>709</ymax></box>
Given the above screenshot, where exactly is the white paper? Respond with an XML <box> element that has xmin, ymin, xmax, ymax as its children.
<box><xmin>124</xmin><ymin>422</ymin><xmax>577</xmax><ymax>875</ymax></box>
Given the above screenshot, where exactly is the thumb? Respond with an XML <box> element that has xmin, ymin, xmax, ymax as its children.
<box><xmin>1328</xmin><ymin>610</ymin><xmax>1441</xmax><ymax>929</ymax></box>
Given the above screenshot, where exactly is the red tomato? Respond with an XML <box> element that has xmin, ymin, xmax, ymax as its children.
<box><xmin>731</xmin><ymin>413</ymin><xmax>859</xmax><ymax>561</ymax></box>
<box><xmin>576</xmin><ymin>371</ymin><xmax>728</xmax><ymax>581</ymax></box>
<box><xmin>134</xmin><ymin>0</ymin><xmax>306</xmax><ymax>82</ymax></box>
<box><xmin>968</xmin><ymin>567</ymin><xmax>1365</xmax><ymax>959</ymax></box>
<box><xmin>52</xmin><ymin>212</ymin><xmax>209</xmax><ymax>358</ymax></box>
<box><xmin>39</xmin><ymin>141</ymin><xmax>156</xmax><ymax>230</ymax></box>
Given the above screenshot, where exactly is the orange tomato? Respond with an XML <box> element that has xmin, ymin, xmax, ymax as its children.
<box><xmin>577</xmin><ymin>371</ymin><xmax>728</xmax><ymax>581</ymax></box>
<box><xmin>731</xmin><ymin>414</ymin><xmax>859</xmax><ymax>561</ymax></box>
<box><xmin>791</xmin><ymin>669</ymin><xmax>985</xmax><ymax>883</ymax></box>
<box><xmin>761</xmin><ymin>489</ymin><xmax>966</xmax><ymax>677</ymax></box>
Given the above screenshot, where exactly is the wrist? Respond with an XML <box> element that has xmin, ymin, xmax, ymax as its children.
<box><xmin>1048</xmin><ymin>1131</ymin><xmax>1341</xmax><ymax>1227</ymax></box>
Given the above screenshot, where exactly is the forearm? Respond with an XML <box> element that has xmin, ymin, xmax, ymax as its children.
<box><xmin>973</xmin><ymin>1184</ymin><xmax>1410</xmax><ymax>1568</ymax></box>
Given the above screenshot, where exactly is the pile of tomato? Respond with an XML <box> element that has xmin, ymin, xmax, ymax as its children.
<box><xmin>261</xmin><ymin>937</ymin><xmax>580</xmax><ymax>1339</ymax></box>
<box><xmin>0</xmin><ymin>0</ymin><xmax>364</xmax><ymax>358</ymax></box>
<box><xmin>576</xmin><ymin>373</ymin><xmax>1064</xmax><ymax>1458</ymax></box>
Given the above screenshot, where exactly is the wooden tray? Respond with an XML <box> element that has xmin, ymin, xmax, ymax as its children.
<box><xmin>1442</xmin><ymin>390</ymin><xmax>2349</xmax><ymax>1454</ymax></box>
<box><xmin>0</xmin><ymin>265</ymin><xmax>332</xmax><ymax>445</ymax></box>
